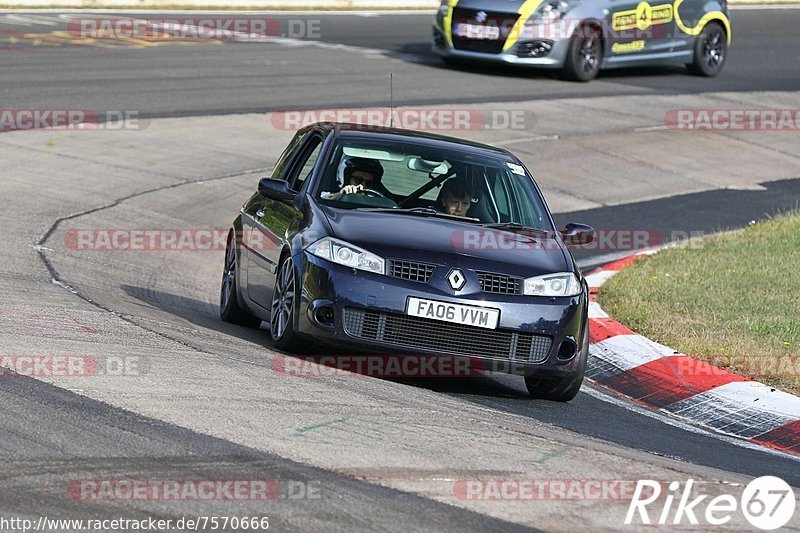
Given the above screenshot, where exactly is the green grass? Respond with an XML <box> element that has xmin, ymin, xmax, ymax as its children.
<box><xmin>598</xmin><ymin>212</ymin><xmax>800</xmax><ymax>395</ymax></box>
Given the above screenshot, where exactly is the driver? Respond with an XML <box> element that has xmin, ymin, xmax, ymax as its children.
<box><xmin>322</xmin><ymin>157</ymin><xmax>387</xmax><ymax>201</ymax></box>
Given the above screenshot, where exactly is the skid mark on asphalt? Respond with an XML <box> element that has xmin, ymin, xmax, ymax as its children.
<box><xmin>0</xmin><ymin>310</ymin><xmax>103</xmax><ymax>339</ymax></box>
<box><xmin>293</xmin><ymin>417</ymin><xmax>349</xmax><ymax>437</ymax></box>
<box><xmin>291</xmin><ymin>417</ymin><xmax>569</xmax><ymax>465</ymax></box>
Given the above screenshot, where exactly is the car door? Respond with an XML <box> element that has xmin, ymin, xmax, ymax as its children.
<box><xmin>605</xmin><ymin>0</ymin><xmax>676</xmax><ymax>59</ymax></box>
<box><xmin>244</xmin><ymin>131</ymin><xmax>324</xmax><ymax>309</ymax></box>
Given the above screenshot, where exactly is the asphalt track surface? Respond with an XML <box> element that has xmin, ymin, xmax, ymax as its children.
<box><xmin>0</xmin><ymin>9</ymin><xmax>799</xmax><ymax>117</ymax></box>
<box><xmin>1</xmin><ymin>8</ymin><xmax>800</xmax><ymax>531</ymax></box>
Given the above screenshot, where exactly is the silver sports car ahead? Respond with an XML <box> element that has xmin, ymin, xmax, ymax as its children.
<box><xmin>433</xmin><ymin>0</ymin><xmax>730</xmax><ymax>81</ymax></box>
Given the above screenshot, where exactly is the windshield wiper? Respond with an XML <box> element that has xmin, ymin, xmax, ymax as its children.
<box><xmin>479</xmin><ymin>223</ymin><xmax>555</xmax><ymax>239</ymax></box>
<box><xmin>355</xmin><ymin>207</ymin><xmax>480</xmax><ymax>223</ymax></box>
<box><xmin>480</xmin><ymin>222</ymin><xmax>526</xmax><ymax>230</ymax></box>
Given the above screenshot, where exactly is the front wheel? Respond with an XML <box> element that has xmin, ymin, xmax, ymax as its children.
<box><xmin>687</xmin><ymin>22</ymin><xmax>727</xmax><ymax>77</ymax></box>
<box><xmin>270</xmin><ymin>255</ymin><xmax>306</xmax><ymax>351</ymax></box>
<box><xmin>561</xmin><ymin>25</ymin><xmax>602</xmax><ymax>82</ymax></box>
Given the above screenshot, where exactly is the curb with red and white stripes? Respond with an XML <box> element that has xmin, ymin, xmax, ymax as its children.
<box><xmin>586</xmin><ymin>251</ymin><xmax>800</xmax><ymax>456</ymax></box>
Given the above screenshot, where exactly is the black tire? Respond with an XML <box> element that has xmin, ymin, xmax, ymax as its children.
<box><xmin>270</xmin><ymin>255</ymin><xmax>306</xmax><ymax>352</ymax></box>
<box><xmin>524</xmin><ymin>336</ymin><xmax>588</xmax><ymax>402</ymax></box>
<box><xmin>220</xmin><ymin>233</ymin><xmax>262</xmax><ymax>328</ymax></box>
<box><xmin>687</xmin><ymin>22</ymin><xmax>727</xmax><ymax>77</ymax></box>
<box><xmin>561</xmin><ymin>25</ymin><xmax>602</xmax><ymax>82</ymax></box>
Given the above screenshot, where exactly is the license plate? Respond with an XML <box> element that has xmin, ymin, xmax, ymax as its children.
<box><xmin>407</xmin><ymin>297</ymin><xmax>500</xmax><ymax>330</ymax></box>
<box><xmin>455</xmin><ymin>23</ymin><xmax>501</xmax><ymax>40</ymax></box>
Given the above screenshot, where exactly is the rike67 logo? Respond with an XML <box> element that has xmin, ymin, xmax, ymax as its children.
<box><xmin>626</xmin><ymin>477</ymin><xmax>796</xmax><ymax>530</ymax></box>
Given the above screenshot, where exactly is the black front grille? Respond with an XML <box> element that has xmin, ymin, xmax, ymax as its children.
<box><xmin>388</xmin><ymin>260</ymin><xmax>436</xmax><ymax>283</ymax></box>
<box><xmin>451</xmin><ymin>8</ymin><xmax>519</xmax><ymax>55</ymax></box>
<box><xmin>343</xmin><ymin>308</ymin><xmax>552</xmax><ymax>363</ymax></box>
<box><xmin>476</xmin><ymin>271</ymin><xmax>522</xmax><ymax>295</ymax></box>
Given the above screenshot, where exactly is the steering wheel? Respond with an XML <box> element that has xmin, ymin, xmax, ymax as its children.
<box><xmin>359</xmin><ymin>188</ymin><xmax>387</xmax><ymax>199</ymax></box>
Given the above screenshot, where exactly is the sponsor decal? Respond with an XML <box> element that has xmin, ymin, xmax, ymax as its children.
<box><xmin>611</xmin><ymin>40</ymin><xmax>646</xmax><ymax>53</ymax></box>
<box><xmin>613</xmin><ymin>1</ymin><xmax>674</xmax><ymax>32</ymax></box>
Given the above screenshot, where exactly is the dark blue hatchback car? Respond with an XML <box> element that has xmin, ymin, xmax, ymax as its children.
<box><xmin>221</xmin><ymin>122</ymin><xmax>595</xmax><ymax>401</ymax></box>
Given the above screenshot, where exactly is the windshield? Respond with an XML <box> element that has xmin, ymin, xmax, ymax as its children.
<box><xmin>315</xmin><ymin>138</ymin><xmax>552</xmax><ymax>230</ymax></box>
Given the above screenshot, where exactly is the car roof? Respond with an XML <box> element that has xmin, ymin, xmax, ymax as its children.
<box><xmin>308</xmin><ymin>122</ymin><xmax>516</xmax><ymax>160</ymax></box>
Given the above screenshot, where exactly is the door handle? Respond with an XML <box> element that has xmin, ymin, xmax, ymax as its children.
<box><xmin>256</xmin><ymin>208</ymin><xmax>265</xmax><ymax>218</ymax></box>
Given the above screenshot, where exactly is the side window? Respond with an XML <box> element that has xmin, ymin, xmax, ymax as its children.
<box><xmin>287</xmin><ymin>136</ymin><xmax>323</xmax><ymax>190</ymax></box>
<box><xmin>270</xmin><ymin>131</ymin><xmax>308</xmax><ymax>181</ymax></box>
<box><xmin>492</xmin><ymin>171</ymin><xmax>512</xmax><ymax>222</ymax></box>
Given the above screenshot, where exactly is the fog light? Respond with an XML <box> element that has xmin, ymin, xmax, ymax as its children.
<box><xmin>557</xmin><ymin>339</ymin><xmax>577</xmax><ymax>360</ymax></box>
<box><xmin>518</xmin><ymin>40</ymin><xmax>553</xmax><ymax>57</ymax></box>
<box><xmin>309</xmin><ymin>300</ymin><xmax>336</xmax><ymax>330</ymax></box>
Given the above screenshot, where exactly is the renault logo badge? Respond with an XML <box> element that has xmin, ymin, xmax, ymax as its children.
<box><xmin>448</xmin><ymin>269</ymin><xmax>466</xmax><ymax>291</ymax></box>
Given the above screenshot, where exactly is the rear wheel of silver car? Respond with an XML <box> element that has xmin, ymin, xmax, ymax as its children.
<box><xmin>524</xmin><ymin>334</ymin><xmax>588</xmax><ymax>402</ymax></box>
<box><xmin>220</xmin><ymin>233</ymin><xmax>262</xmax><ymax>328</ymax></box>
<box><xmin>688</xmin><ymin>22</ymin><xmax>727</xmax><ymax>77</ymax></box>
<box><xmin>270</xmin><ymin>255</ymin><xmax>305</xmax><ymax>351</ymax></box>
<box><xmin>562</xmin><ymin>25</ymin><xmax>602</xmax><ymax>82</ymax></box>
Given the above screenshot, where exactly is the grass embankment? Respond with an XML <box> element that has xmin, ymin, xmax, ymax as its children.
<box><xmin>598</xmin><ymin>212</ymin><xmax>800</xmax><ymax>395</ymax></box>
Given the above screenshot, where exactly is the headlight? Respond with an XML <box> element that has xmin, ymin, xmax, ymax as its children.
<box><xmin>523</xmin><ymin>272</ymin><xmax>581</xmax><ymax>297</ymax></box>
<box><xmin>307</xmin><ymin>237</ymin><xmax>385</xmax><ymax>275</ymax></box>
<box><xmin>530</xmin><ymin>0</ymin><xmax>572</xmax><ymax>23</ymax></box>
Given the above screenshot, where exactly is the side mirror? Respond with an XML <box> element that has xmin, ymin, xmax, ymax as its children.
<box><xmin>258</xmin><ymin>178</ymin><xmax>297</xmax><ymax>202</ymax></box>
<box><xmin>561</xmin><ymin>223</ymin><xmax>595</xmax><ymax>246</ymax></box>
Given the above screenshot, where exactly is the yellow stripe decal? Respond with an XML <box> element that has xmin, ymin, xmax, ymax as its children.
<box><xmin>444</xmin><ymin>0</ymin><xmax>460</xmax><ymax>47</ymax></box>
<box><xmin>674</xmin><ymin>0</ymin><xmax>731</xmax><ymax>45</ymax></box>
<box><xmin>503</xmin><ymin>0</ymin><xmax>546</xmax><ymax>52</ymax></box>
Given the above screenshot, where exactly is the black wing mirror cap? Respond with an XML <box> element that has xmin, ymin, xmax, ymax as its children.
<box><xmin>561</xmin><ymin>223</ymin><xmax>595</xmax><ymax>246</ymax></box>
<box><xmin>258</xmin><ymin>177</ymin><xmax>297</xmax><ymax>202</ymax></box>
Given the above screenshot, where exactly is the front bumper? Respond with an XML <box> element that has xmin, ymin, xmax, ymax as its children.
<box><xmin>295</xmin><ymin>252</ymin><xmax>588</xmax><ymax>378</ymax></box>
<box><xmin>431</xmin><ymin>25</ymin><xmax>571</xmax><ymax>69</ymax></box>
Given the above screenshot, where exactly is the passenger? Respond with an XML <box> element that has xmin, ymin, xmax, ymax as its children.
<box><xmin>438</xmin><ymin>178</ymin><xmax>473</xmax><ymax>217</ymax></box>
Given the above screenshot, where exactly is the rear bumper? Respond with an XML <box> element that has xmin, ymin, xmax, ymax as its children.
<box><xmin>294</xmin><ymin>252</ymin><xmax>588</xmax><ymax>378</ymax></box>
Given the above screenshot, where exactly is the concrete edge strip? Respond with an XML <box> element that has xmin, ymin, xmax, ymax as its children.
<box><xmin>585</xmin><ymin>250</ymin><xmax>800</xmax><ymax>456</ymax></box>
